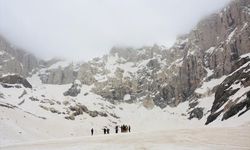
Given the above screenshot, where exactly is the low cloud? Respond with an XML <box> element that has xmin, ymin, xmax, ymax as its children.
<box><xmin>0</xmin><ymin>0</ymin><xmax>231</xmax><ymax>61</ymax></box>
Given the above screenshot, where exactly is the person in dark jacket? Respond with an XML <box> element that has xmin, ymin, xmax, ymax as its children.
<box><xmin>115</xmin><ymin>126</ymin><xmax>119</xmax><ymax>133</ymax></box>
<box><xmin>103</xmin><ymin>128</ymin><xmax>107</xmax><ymax>134</ymax></box>
<box><xmin>107</xmin><ymin>128</ymin><xmax>110</xmax><ymax>134</ymax></box>
<box><xmin>128</xmin><ymin>126</ymin><xmax>131</xmax><ymax>132</ymax></box>
<box><xmin>91</xmin><ymin>128</ymin><xmax>94</xmax><ymax>136</ymax></box>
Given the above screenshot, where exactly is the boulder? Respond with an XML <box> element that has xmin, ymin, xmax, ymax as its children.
<box><xmin>65</xmin><ymin>115</ymin><xmax>75</xmax><ymax>120</ymax></box>
<box><xmin>29</xmin><ymin>97</ymin><xmax>39</xmax><ymax>101</ymax></box>
<box><xmin>98</xmin><ymin>111</ymin><xmax>108</xmax><ymax>117</ymax></box>
<box><xmin>50</xmin><ymin>107</ymin><xmax>60</xmax><ymax>113</ymax></box>
<box><xmin>189</xmin><ymin>107</ymin><xmax>204</xmax><ymax>120</ymax></box>
<box><xmin>142</xmin><ymin>96</ymin><xmax>155</xmax><ymax>109</ymax></box>
<box><xmin>0</xmin><ymin>75</ymin><xmax>32</xmax><ymax>88</ymax></box>
<box><xmin>88</xmin><ymin>111</ymin><xmax>98</xmax><ymax>117</ymax></box>
<box><xmin>62</xmin><ymin>100</ymin><xmax>70</xmax><ymax>106</ymax></box>
<box><xmin>77</xmin><ymin>104</ymin><xmax>88</xmax><ymax>112</ymax></box>
<box><xmin>63</xmin><ymin>80</ymin><xmax>82</xmax><ymax>97</ymax></box>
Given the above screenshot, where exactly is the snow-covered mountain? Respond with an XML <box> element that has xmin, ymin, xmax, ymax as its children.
<box><xmin>1</xmin><ymin>0</ymin><xmax>250</xmax><ymax>146</ymax></box>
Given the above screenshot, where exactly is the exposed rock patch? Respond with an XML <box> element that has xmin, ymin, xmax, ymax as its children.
<box><xmin>142</xmin><ymin>96</ymin><xmax>155</xmax><ymax>109</ymax></box>
<box><xmin>206</xmin><ymin>61</ymin><xmax>250</xmax><ymax>124</ymax></box>
<box><xmin>18</xmin><ymin>90</ymin><xmax>27</xmax><ymax>99</ymax></box>
<box><xmin>29</xmin><ymin>97</ymin><xmax>39</xmax><ymax>101</ymax></box>
<box><xmin>189</xmin><ymin>107</ymin><xmax>204</xmax><ymax>120</ymax></box>
<box><xmin>63</xmin><ymin>80</ymin><xmax>82</xmax><ymax>97</ymax></box>
<box><xmin>66</xmin><ymin>103</ymin><xmax>108</xmax><ymax>120</ymax></box>
<box><xmin>0</xmin><ymin>75</ymin><xmax>32</xmax><ymax>88</ymax></box>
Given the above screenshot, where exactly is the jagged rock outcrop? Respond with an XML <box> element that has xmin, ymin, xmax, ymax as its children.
<box><xmin>76</xmin><ymin>63</ymin><xmax>97</xmax><ymax>85</ymax></box>
<box><xmin>142</xmin><ymin>96</ymin><xmax>155</xmax><ymax>109</ymax></box>
<box><xmin>39</xmin><ymin>61</ymin><xmax>99</xmax><ymax>85</ymax></box>
<box><xmin>152</xmin><ymin>0</ymin><xmax>250</xmax><ymax>108</ymax></box>
<box><xmin>206</xmin><ymin>56</ymin><xmax>250</xmax><ymax>124</ymax></box>
<box><xmin>63</xmin><ymin>80</ymin><xmax>82</xmax><ymax>97</ymax></box>
<box><xmin>0</xmin><ymin>35</ymin><xmax>40</xmax><ymax>77</ymax></box>
<box><xmin>40</xmin><ymin>64</ymin><xmax>76</xmax><ymax>85</ymax></box>
<box><xmin>110</xmin><ymin>46</ymin><xmax>138</xmax><ymax>62</ymax></box>
<box><xmin>0</xmin><ymin>75</ymin><xmax>32</xmax><ymax>88</ymax></box>
<box><xmin>189</xmin><ymin>107</ymin><xmax>204</xmax><ymax>120</ymax></box>
<box><xmin>65</xmin><ymin>103</ymin><xmax>108</xmax><ymax>120</ymax></box>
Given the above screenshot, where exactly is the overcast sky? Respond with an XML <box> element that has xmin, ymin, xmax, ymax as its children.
<box><xmin>0</xmin><ymin>0</ymin><xmax>231</xmax><ymax>61</ymax></box>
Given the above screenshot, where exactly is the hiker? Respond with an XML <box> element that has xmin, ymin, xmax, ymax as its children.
<box><xmin>103</xmin><ymin>128</ymin><xmax>107</xmax><ymax>134</ymax></box>
<box><xmin>120</xmin><ymin>125</ymin><xmax>123</xmax><ymax>132</ymax></box>
<box><xmin>128</xmin><ymin>126</ymin><xmax>131</xmax><ymax>132</ymax></box>
<box><xmin>107</xmin><ymin>128</ymin><xmax>110</xmax><ymax>134</ymax></box>
<box><xmin>115</xmin><ymin>126</ymin><xmax>118</xmax><ymax>133</ymax></box>
<box><xmin>91</xmin><ymin>128</ymin><xmax>94</xmax><ymax>136</ymax></box>
<box><xmin>121</xmin><ymin>124</ymin><xmax>127</xmax><ymax>133</ymax></box>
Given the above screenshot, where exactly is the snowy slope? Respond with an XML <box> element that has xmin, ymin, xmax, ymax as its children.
<box><xmin>1</xmin><ymin>70</ymin><xmax>250</xmax><ymax>146</ymax></box>
<box><xmin>0</xmin><ymin>75</ymin><xmax>202</xmax><ymax>145</ymax></box>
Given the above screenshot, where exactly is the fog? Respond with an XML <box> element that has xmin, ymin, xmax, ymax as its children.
<box><xmin>0</xmin><ymin>0</ymin><xmax>231</xmax><ymax>61</ymax></box>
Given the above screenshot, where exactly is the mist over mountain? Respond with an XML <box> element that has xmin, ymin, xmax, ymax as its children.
<box><xmin>1</xmin><ymin>0</ymin><xmax>250</xmax><ymax>149</ymax></box>
<box><xmin>0</xmin><ymin>0</ymin><xmax>231</xmax><ymax>61</ymax></box>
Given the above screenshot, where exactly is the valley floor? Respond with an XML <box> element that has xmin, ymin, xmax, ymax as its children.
<box><xmin>1</xmin><ymin>122</ymin><xmax>250</xmax><ymax>150</ymax></box>
<box><xmin>1</xmin><ymin>78</ymin><xmax>250</xmax><ymax>150</ymax></box>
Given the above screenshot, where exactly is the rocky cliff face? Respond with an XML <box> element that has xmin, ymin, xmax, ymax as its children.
<box><xmin>36</xmin><ymin>0</ymin><xmax>250</xmax><ymax>108</ymax></box>
<box><xmin>156</xmin><ymin>0</ymin><xmax>250</xmax><ymax>107</ymax></box>
<box><xmin>205</xmin><ymin>55</ymin><xmax>250</xmax><ymax>124</ymax></box>
<box><xmin>0</xmin><ymin>74</ymin><xmax>32</xmax><ymax>88</ymax></box>
<box><xmin>91</xmin><ymin>0</ymin><xmax>250</xmax><ymax>110</ymax></box>
<box><xmin>0</xmin><ymin>35</ymin><xmax>40</xmax><ymax>77</ymax></box>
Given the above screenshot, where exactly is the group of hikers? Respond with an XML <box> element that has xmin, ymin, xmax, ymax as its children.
<box><xmin>91</xmin><ymin>124</ymin><xmax>131</xmax><ymax>136</ymax></box>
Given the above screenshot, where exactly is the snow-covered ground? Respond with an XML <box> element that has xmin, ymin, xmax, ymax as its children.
<box><xmin>1</xmin><ymin>121</ymin><xmax>250</xmax><ymax>150</ymax></box>
<box><xmin>1</xmin><ymin>92</ymin><xmax>250</xmax><ymax>150</ymax></box>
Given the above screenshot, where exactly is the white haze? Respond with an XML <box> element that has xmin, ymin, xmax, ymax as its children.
<box><xmin>0</xmin><ymin>0</ymin><xmax>231</xmax><ymax>61</ymax></box>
